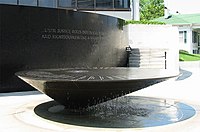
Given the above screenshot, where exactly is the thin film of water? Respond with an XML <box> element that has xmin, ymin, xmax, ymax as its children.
<box><xmin>34</xmin><ymin>96</ymin><xmax>196</xmax><ymax>128</ymax></box>
<box><xmin>83</xmin><ymin>96</ymin><xmax>194</xmax><ymax>128</ymax></box>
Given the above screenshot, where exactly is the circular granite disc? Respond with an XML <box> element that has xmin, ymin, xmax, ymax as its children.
<box><xmin>15</xmin><ymin>68</ymin><xmax>176</xmax><ymax>108</ymax></box>
<box><xmin>16</xmin><ymin>67</ymin><xmax>174</xmax><ymax>81</ymax></box>
<box><xmin>33</xmin><ymin>96</ymin><xmax>196</xmax><ymax>128</ymax></box>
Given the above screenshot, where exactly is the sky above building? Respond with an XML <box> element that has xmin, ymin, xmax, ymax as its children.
<box><xmin>164</xmin><ymin>0</ymin><xmax>200</xmax><ymax>14</ymax></box>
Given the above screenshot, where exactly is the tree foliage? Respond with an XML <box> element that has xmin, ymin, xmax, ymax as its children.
<box><xmin>140</xmin><ymin>0</ymin><xmax>164</xmax><ymax>21</ymax></box>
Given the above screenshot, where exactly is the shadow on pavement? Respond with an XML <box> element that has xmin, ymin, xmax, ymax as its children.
<box><xmin>176</xmin><ymin>69</ymin><xmax>192</xmax><ymax>81</ymax></box>
<box><xmin>0</xmin><ymin>91</ymin><xmax>41</xmax><ymax>97</ymax></box>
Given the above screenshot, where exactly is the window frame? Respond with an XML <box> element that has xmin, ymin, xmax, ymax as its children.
<box><xmin>179</xmin><ymin>31</ymin><xmax>187</xmax><ymax>44</ymax></box>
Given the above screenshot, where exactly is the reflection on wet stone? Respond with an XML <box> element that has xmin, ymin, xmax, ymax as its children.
<box><xmin>34</xmin><ymin>96</ymin><xmax>196</xmax><ymax>128</ymax></box>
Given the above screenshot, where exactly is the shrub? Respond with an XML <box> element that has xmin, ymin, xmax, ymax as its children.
<box><xmin>125</xmin><ymin>20</ymin><xmax>166</xmax><ymax>25</ymax></box>
<box><xmin>179</xmin><ymin>50</ymin><xmax>189</xmax><ymax>54</ymax></box>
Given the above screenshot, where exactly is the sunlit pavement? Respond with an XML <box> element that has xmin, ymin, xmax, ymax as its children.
<box><xmin>0</xmin><ymin>61</ymin><xmax>199</xmax><ymax>132</ymax></box>
<box><xmin>129</xmin><ymin>61</ymin><xmax>200</xmax><ymax>132</ymax></box>
<box><xmin>130</xmin><ymin>61</ymin><xmax>200</xmax><ymax>105</ymax></box>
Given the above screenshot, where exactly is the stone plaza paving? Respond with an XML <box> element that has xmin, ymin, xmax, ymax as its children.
<box><xmin>0</xmin><ymin>61</ymin><xmax>199</xmax><ymax>132</ymax></box>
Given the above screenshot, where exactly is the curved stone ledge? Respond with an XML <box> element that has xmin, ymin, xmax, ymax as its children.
<box><xmin>0</xmin><ymin>4</ymin><xmax>128</xmax><ymax>92</ymax></box>
<box><xmin>16</xmin><ymin>68</ymin><xmax>177</xmax><ymax>108</ymax></box>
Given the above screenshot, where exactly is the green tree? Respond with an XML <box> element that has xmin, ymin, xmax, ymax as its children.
<box><xmin>140</xmin><ymin>0</ymin><xmax>164</xmax><ymax>21</ymax></box>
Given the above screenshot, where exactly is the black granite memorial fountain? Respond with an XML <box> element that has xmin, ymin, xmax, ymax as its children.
<box><xmin>1</xmin><ymin>3</ymin><xmax>197</xmax><ymax>130</ymax></box>
<box><xmin>16</xmin><ymin>68</ymin><xmax>174</xmax><ymax>108</ymax></box>
<box><xmin>1</xmin><ymin>4</ymin><xmax>176</xmax><ymax>108</ymax></box>
<box><xmin>0</xmin><ymin>4</ymin><xmax>127</xmax><ymax>92</ymax></box>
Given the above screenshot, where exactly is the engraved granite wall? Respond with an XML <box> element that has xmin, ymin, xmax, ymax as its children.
<box><xmin>0</xmin><ymin>4</ymin><xmax>128</xmax><ymax>92</ymax></box>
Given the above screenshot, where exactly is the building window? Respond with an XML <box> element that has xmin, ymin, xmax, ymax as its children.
<box><xmin>184</xmin><ymin>31</ymin><xmax>187</xmax><ymax>43</ymax></box>
<box><xmin>38</xmin><ymin>0</ymin><xmax>57</xmax><ymax>8</ymax></box>
<box><xmin>77</xmin><ymin>0</ymin><xmax>94</xmax><ymax>9</ymax></box>
<box><xmin>192</xmin><ymin>31</ymin><xmax>198</xmax><ymax>43</ymax></box>
<box><xmin>58</xmin><ymin>0</ymin><xmax>75</xmax><ymax>8</ymax></box>
<box><xmin>179</xmin><ymin>31</ymin><xmax>187</xmax><ymax>44</ymax></box>
<box><xmin>0</xmin><ymin>0</ymin><xmax>17</xmax><ymax>4</ymax></box>
<box><xmin>114</xmin><ymin>0</ymin><xmax>129</xmax><ymax>8</ymax></box>
<box><xmin>193</xmin><ymin>49</ymin><xmax>199</xmax><ymax>54</ymax></box>
<box><xmin>96</xmin><ymin>0</ymin><xmax>113</xmax><ymax>8</ymax></box>
<box><xmin>19</xmin><ymin>0</ymin><xmax>37</xmax><ymax>6</ymax></box>
<box><xmin>0</xmin><ymin>0</ymin><xmax>130</xmax><ymax>10</ymax></box>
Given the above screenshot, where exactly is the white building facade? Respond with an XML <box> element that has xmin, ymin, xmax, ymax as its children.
<box><xmin>177</xmin><ymin>24</ymin><xmax>200</xmax><ymax>54</ymax></box>
<box><xmin>160</xmin><ymin>0</ymin><xmax>200</xmax><ymax>54</ymax></box>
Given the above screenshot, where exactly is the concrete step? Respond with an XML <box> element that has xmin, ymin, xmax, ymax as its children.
<box><xmin>128</xmin><ymin>64</ymin><xmax>165</xmax><ymax>69</ymax></box>
<box><xmin>129</xmin><ymin>61</ymin><xmax>165</xmax><ymax>65</ymax></box>
<box><xmin>129</xmin><ymin>53</ymin><xmax>165</xmax><ymax>57</ymax></box>
<box><xmin>128</xmin><ymin>48</ymin><xmax>167</xmax><ymax>69</ymax></box>
<box><xmin>129</xmin><ymin>56</ymin><xmax>165</xmax><ymax>60</ymax></box>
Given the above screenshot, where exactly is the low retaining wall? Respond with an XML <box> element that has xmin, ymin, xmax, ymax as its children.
<box><xmin>179</xmin><ymin>61</ymin><xmax>200</xmax><ymax>69</ymax></box>
<box><xmin>127</xmin><ymin>24</ymin><xmax>179</xmax><ymax>75</ymax></box>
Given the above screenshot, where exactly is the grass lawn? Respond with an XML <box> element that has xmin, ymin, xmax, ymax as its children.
<box><xmin>179</xmin><ymin>50</ymin><xmax>200</xmax><ymax>61</ymax></box>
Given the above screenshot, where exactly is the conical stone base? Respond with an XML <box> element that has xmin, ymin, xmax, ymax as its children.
<box><xmin>16</xmin><ymin>68</ymin><xmax>175</xmax><ymax>108</ymax></box>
